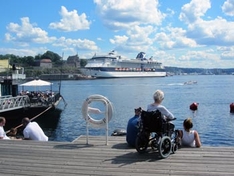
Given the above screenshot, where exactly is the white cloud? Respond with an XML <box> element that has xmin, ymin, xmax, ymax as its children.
<box><xmin>222</xmin><ymin>0</ymin><xmax>234</xmax><ymax>16</ymax></box>
<box><xmin>126</xmin><ymin>25</ymin><xmax>154</xmax><ymax>44</ymax></box>
<box><xmin>175</xmin><ymin>50</ymin><xmax>220</xmax><ymax>68</ymax></box>
<box><xmin>0</xmin><ymin>47</ymin><xmax>47</xmax><ymax>57</ymax></box>
<box><xmin>180</xmin><ymin>50</ymin><xmax>217</xmax><ymax>61</ymax></box>
<box><xmin>0</xmin><ymin>4</ymin><xmax>96</xmax><ymax>59</ymax></box>
<box><xmin>221</xmin><ymin>52</ymin><xmax>234</xmax><ymax>60</ymax></box>
<box><xmin>187</xmin><ymin>17</ymin><xmax>234</xmax><ymax>45</ymax></box>
<box><xmin>217</xmin><ymin>46</ymin><xmax>234</xmax><ymax>51</ymax></box>
<box><xmin>151</xmin><ymin>48</ymin><xmax>229</xmax><ymax>68</ymax></box>
<box><xmin>178</xmin><ymin>0</ymin><xmax>234</xmax><ymax>47</ymax></box>
<box><xmin>153</xmin><ymin>50</ymin><xmax>176</xmax><ymax>63</ymax></box>
<box><xmin>155</xmin><ymin>27</ymin><xmax>197</xmax><ymax>49</ymax></box>
<box><xmin>179</xmin><ymin>0</ymin><xmax>211</xmax><ymax>24</ymax></box>
<box><xmin>166</xmin><ymin>8</ymin><xmax>175</xmax><ymax>16</ymax></box>
<box><xmin>219</xmin><ymin>46</ymin><xmax>234</xmax><ymax>60</ymax></box>
<box><xmin>5</xmin><ymin>17</ymin><xmax>54</xmax><ymax>45</ymax></box>
<box><xmin>2</xmin><ymin>1</ymin><xmax>234</xmax><ymax>68</ymax></box>
<box><xmin>109</xmin><ymin>25</ymin><xmax>155</xmax><ymax>53</ymax></box>
<box><xmin>94</xmin><ymin>0</ymin><xmax>165</xmax><ymax>30</ymax></box>
<box><xmin>3</xmin><ymin>15</ymin><xmax>97</xmax><ymax>58</ymax></box>
<box><xmin>183</xmin><ymin>49</ymin><xmax>234</xmax><ymax>68</ymax></box>
<box><xmin>49</xmin><ymin>6</ymin><xmax>91</xmax><ymax>32</ymax></box>
<box><xmin>54</xmin><ymin>37</ymin><xmax>98</xmax><ymax>51</ymax></box>
<box><xmin>110</xmin><ymin>35</ymin><xmax>128</xmax><ymax>45</ymax></box>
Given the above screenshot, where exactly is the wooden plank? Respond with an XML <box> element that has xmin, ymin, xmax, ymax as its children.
<box><xmin>0</xmin><ymin>136</ymin><xmax>234</xmax><ymax>176</ymax></box>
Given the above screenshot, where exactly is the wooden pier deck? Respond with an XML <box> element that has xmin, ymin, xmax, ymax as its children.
<box><xmin>1</xmin><ymin>136</ymin><xmax>234</xmax><ymax>176</ymax></box>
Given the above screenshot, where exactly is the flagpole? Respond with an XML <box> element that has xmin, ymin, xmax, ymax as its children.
<box><xmin>7</xmin><ymin>57</ymin><xmax>10</xmax><ymax>78</ymax></box>
<box><xmin>59</xmin><ymin>52</ymin><xmax>64</xmax><ymax>94</ymax></box>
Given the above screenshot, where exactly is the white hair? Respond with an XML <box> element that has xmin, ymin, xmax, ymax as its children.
<box><xmin>153</xmin><ymin>90</ymin><xmax>164</xmax><ymax>102</ymax></box>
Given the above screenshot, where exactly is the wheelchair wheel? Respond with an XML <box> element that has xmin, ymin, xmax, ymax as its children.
<box><xmin>158</xmin><ymin>136</ymin><xmax>172</xmax><ymax>159</ymax></box>
<box><xmin>135</xmin><ymin>134</ymin><xmax>149</xmax><ymax>153</ymax></box>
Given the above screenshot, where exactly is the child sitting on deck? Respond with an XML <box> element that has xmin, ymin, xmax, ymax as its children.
<box><xmin>177</xmin><ymin>118</ymin><xmax>201</xmax><ymax>148</ymax></box>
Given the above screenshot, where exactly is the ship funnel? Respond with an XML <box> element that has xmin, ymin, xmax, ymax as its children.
<box><xmin>136</xmin><ymin>52</ymin><xmax>146</xmax><ymax>59</ymax></box>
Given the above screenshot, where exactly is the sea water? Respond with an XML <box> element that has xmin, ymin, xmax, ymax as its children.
<box><xmin>22</xmin><ymin>75</ymin><xmax>234</xmax><ymax>146</ymax></box>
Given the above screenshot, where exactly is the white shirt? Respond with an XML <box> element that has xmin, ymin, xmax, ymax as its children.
<box><xmin>0</xmin><ymin>126</ymin><xmax>10</xmax><ymax>140</ymax></box>
<box><xmin>23</xmin><ymin>122</ymin><xmax>48</xmax><ymax>141</ymax></box>
<box><xmin>147</xmin><ymin>104</ymin><xmax>175</xmax><ymax>120</ymax></box>
<box><xmin>181</xmin><ymin>129</ymin><xmax>196</xmax><ymax>147</ymax></box>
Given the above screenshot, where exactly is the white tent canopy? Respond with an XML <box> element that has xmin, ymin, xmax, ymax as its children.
<box><xmin>20</xmin><ymin>79</ymin><xmax>52</xmax><ymax>86</ymax></box>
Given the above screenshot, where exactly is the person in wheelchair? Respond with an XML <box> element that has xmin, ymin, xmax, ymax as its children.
<box><xmin>148</xmin><ymin>89</ymin><xmax>176</xmax><ymax>135</ymax></box>
<box><xmin>135</xmin><ymin>89</ymin><xmax>178</xmax><ymax>158</ymax></box>
<box><xmin>145</xmin><ymin>89</ymin><xmax>176</xmax><ymax>142</ymax></box>
<box><xmin>147</xmin><ymin>89</ymin><xmax>175</xmax><ymax>121</ymax></box>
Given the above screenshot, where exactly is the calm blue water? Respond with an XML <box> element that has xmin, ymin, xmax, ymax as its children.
<box><xmin>39</xmin><ymin>75</ymin><xmax>234</xmax><ymax>146</ymax></box>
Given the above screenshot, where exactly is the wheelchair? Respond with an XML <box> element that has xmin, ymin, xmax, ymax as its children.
<box><xmin>135</xmin><ymin>110</ymin><xmax>179</xmax><ymax>159</ymax></box>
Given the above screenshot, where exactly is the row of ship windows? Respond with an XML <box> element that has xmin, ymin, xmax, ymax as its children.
<box><xmin>114</xmin><ymin>68</ymin><xmax>156</xmax><ymax>71</ymax></box>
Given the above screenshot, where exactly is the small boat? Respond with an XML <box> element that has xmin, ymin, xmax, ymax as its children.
<box><xmin>184</xmin><ymin>81</ymin><xmax>197</xmax><ymax>85</ymax></box>
<box><xmin>80</xmin><ymin>51</ymin><xmax>166</xmax><ymax>78</ymax></box>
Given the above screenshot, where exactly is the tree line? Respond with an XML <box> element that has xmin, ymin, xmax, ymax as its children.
<box><xmin>0</xmin><ymin>51</ymin><xmax>87</xmax><ymax>77</ymax></box>
<box><xmin>0</xmin><ymin>51</ymin><xmax>63</xmax><ymax>67</ymax></box>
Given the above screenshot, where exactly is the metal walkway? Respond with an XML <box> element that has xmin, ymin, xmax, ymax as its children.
<box><xmin>0</xmin><ymin>95</ymin><xmax>30</xmax><ymax>113</ymax></box>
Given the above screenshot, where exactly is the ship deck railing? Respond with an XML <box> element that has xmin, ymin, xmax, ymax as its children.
<box><xmin>0</xmin><ymin>95</ymin><xmax>30</xmax><ymax>113</ymax></box>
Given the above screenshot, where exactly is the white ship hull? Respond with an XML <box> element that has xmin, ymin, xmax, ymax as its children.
<box><xmin>81</xmin><ymin>68</ymin><xmax>166</xmax><ymax>78</ymax></box>
<box><xmin>81</xmin><ymin>51</ymin><xmax>166</xmax><ymax>78</ymax></box>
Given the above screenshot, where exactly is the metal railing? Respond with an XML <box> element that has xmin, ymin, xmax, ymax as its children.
<box><xmin>0</xmin><ymin>95</ymin><xmax>30</xmax><ymax>113</ymax></box>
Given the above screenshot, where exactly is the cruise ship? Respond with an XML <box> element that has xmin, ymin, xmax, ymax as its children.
<box><xmin>81</xmin><ymin>51</ymin><xmax>166</xmax><ymax>78</ymax></box>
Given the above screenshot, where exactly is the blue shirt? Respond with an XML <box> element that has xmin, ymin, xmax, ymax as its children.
<box><xmin>126</xmin><ymin>115</ymin><xmax>139</xmax><ymax>147</ymax></box>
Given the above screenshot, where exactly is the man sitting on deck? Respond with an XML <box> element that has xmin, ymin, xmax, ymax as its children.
<box><xmin>0</xmin><ymin>117</ymin><xmax>10</xmax><ymax>140</ymax></box>
<box><xmin>22</xmin><ymin>117</ymin><xmax>48</xmax><ymax>141</ymax></box>
<box><xmin>126</xmin><ymin>107</ymin><xmax>141</xmax><ymax>147</ymax></box>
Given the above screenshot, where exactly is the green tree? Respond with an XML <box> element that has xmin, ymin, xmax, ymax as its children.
<box><xmin>80</xmin><ymin>59</ymin><xmax>87</xmax><ymax>67</ymax></box>
<box><xmin>21</xmin><ymin>56</ymin><xmax>34</xmax><ymax>66</ymax></box>
<box><xmin>8</xmin><ymin>55</ymin><xmax>19</xmax><ymax>65</ymax></box>
<box><xmin>35</xmin><ymin>54</ymin><xmax>41</xmax><ymax>60</ymax></box>
<box><xmin>41</xmin><ymin>51</ymin><xmax>62</xmax><ymax>64</ymax></box>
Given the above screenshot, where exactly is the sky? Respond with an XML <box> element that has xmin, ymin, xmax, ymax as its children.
<box><xmin>0</xmin><ymin>0</ymin><xmax>234</xmax><ymax>68</ymax></box>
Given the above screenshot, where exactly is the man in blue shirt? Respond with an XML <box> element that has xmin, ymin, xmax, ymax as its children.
<box><xmin>126</xmin><ymin>107</ymin><xmax>141</xmax><ymax>147</ymax></box>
